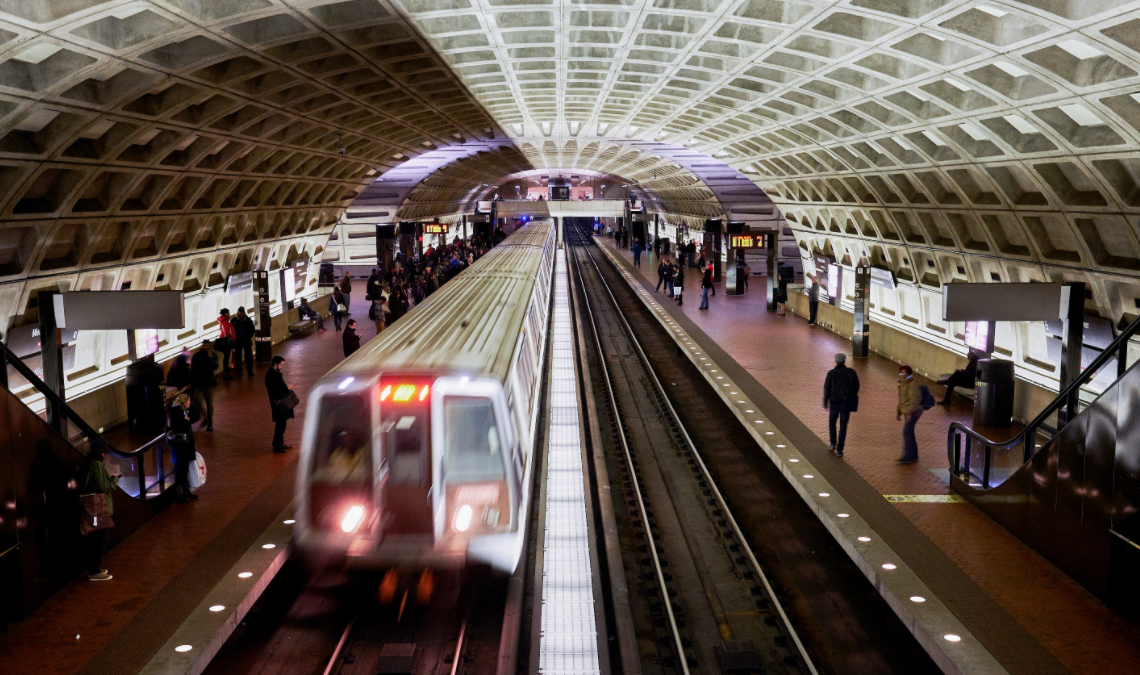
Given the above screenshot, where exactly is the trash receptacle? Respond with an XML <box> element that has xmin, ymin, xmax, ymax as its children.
<box><xmin>973</xmin><ymin>358</ymin><xmax>1015</xmax><ymax>428</ymax></box>
<box><xmin>126</xmin><ymin>358</ymin><xmax>166</xmax><ymax>435</ymax></box>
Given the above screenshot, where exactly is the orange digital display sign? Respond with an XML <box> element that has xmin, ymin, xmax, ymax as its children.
<box><xmin>423</xmin><ymin>223</ymin><xmax>449</xmax><ymax>234</ymax></box>
<box><xmin>380</xmin><ymin>383</ymin><xmax>430</xmax><ymax>402</ymax></box>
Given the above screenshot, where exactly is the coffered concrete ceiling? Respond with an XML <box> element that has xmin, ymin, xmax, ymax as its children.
<box><xmin>3</xmin><ymin>0</ymin><xmax>1140</xmax><ymax>377</ymax></box>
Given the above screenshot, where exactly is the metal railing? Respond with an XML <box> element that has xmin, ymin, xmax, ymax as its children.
<box><xmin>0</xmin><ymin>340</ymin><xmax>175</xmax><ymax>499</ymax></box>
<box><xmin>948</xmin><ymin>314</ymin><xmax>1140</xmax><ymax>488</ymax></box>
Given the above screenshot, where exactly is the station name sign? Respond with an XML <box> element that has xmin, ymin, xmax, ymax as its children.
<box><xmin>423</xmin><ymin>223</ymin><xmax>449</xmax><ymax>234</ymax></box>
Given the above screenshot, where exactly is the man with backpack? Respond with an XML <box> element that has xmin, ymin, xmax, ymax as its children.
<box><xmin>897</xmin><ymin>365</ymin><xmax>934</xmax><ymax>464</ymax></box>
<box><xmin>823</xmin><ymin>353</ymin><xmax>860</xmax><ymax>457</ymax></box>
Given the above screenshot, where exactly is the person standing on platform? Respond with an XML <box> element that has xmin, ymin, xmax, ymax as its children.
<box><xmin>896</xmin><ymin>365</ymin><xmax>922</xmax><ymax>465</ymax></box>
<box><xmin>266</xmin><ymin>356</ymin><xmax>295</xmax><ymax>453</ymax></box>
<box><xmin>707</xmin><ymin>261</ymin><xmax>715</xmax><ymax>296</ymax></box>
<box><xmin>343</xmin><ymin>319</ymin><xmax>361</xmax><ymax>358</ymax></box>
<box><xmin>168</xmin><ymin>393</ymin><xmax>198</xmax><ymax>503</ymax></box>
<box><xmin>366</xmin><ymin>268</ymin><xmax>382</xmax><ymax>303</ymax></box>
<box><xmin>939</xmin><ymin>351</ymin><xmax>980</xmax><ymax>405</ymax></box>
<box><xmin>330</xmin><ymin>287</ymin><xmax>346</xmax><ymax>331</ymax></box>
<box><xmin>806</xmin><ymin>274</ymin><xmax>820</xmax><ymax>326</ymax></box>
<box><xmin>216</xmin><ymin>309</ymin><xmax>236</xmax><ymax>380</ymax></box>
<box><xmin>699</xmin><ymin>264</ymin><xmax>713</xmax><ymax>310</ymax></box>
<box><xmin>339</xmin><ymin>272</ymin><xmax>353</xmax><ymax>315</ymax></box>
<box><xmin>665</xmin><ymin>260</ymin><xmax>676</xmax><ymax>297</ymax></box>
<box><xmin>632</xmin><ymin>239</ymin><xmax>643</xmax><ymax>267</ymax></box>
<box><xmin>741</xmin><ymin>261</ymin><xmax>750</xmax><ymax>291</ymax></box>
<box><xmin>776</xmin><ymin>263</ymin><xmax>792</xmax><ymax>316</ymax></box>
<box><xmin>165</xmin><ymin>351</ymin><xmax>192</xmax><ymax>395</ymax></box>
<box><xmin>190</xmin><ymin>340</ymin><xmax>217</xmax><ymax>431</ymax></box>
<box><xmin>674</xmin><ymin>264</ymin><xmax>685</xmax><ymax>306</ymax></box>
<box><xmin>655</xmin><ymin>258</ymin><xmax>668</xmax><ymax>292</ymax></box>
<box><xmin>370</xmin><ymin>295</ymin><xmax>386</xmax><ymax>335</ymax></box>
<box><xmin>823</xmin><ymin>353</ymin><xmax>860</xmax><ymax>457</ymax></box>
<box><xmin>232</xmin><ymin>307</ymin><xmax>255</xmax><ymax>376</ymax></box>
<box><xmin>81</xmin><ymin>440</ymin><xmax>119</xmax><ymax>581</ymax></box>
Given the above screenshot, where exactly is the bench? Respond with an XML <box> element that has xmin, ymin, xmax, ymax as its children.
<box><xmin>937</xmin><ymin>373</ymin><xmax>976</xmax><ymax>400</ymax></box>
<box><xmin>288</xmin><ymin>319</ymin><xmax>316</xmax><ymax>337</ymax></box>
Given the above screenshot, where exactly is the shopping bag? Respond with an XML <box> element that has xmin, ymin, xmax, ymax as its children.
<box><xmin>188</xmin><ymin>452</ymin><xmax>207</xmax><ymax>490</ymax></box>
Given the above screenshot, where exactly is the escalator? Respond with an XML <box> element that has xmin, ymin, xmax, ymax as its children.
<box><xmin>948</xmin><ymin>315</ymin><xmax>1140</xmax><ymax>610</ymax></box>
<box><xmin>0</xmin><ymin>341</ymin><xmax>178</xmax><ymax>622</ymax></box>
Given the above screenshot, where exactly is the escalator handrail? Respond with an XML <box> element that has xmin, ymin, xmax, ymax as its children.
<box><xmin>948</xmin><ymin>312</ymin><xmax>1140</xmax><ymax>454</ymax></box>
<box><xmin>0</xmin><ymin>340</ymin><xmax>166</xmax><ymax>459</ymax></box>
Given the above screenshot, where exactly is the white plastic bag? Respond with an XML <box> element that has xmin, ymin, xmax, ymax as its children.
<box><xmin>188</xmin><ymin>452</ymin><xmax>207</xmax><ymax>490</ymax></box>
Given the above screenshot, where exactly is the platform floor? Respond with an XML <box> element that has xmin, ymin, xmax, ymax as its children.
<box><xmin>0</xmin><ymin>283</ymin><xmax>378</xmax><ymax>675</ymax></box>
<box><xmin>600</xmin><ymin>237</ymin><xmax>1140</xmax><ymax>675</ymax></box>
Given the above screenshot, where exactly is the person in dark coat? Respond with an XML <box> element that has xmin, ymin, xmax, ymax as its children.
<box><xmin>699</xmin><ymin>264</ymin><xmax>713</xmax><ymax>310</ymax></box>
<box><xmin>655</xmin><ymin>259</ymin><xmax>668</xmax><ymax>292</ymax></box>
<box><xmin>265</xmin><ymin>356</ymin><xmax>294</xmax><ymax>453</ymax></box>
<box><xmin>939</xmin><ymin>351</ymin><xmax>980</xmax><ymax>404</ymax></box>
<box><xmin>330</xmin><ymin>287</ymin><xmax>345</xmax><ymax>331</ymax></box>
<box><xmin>190</xmin><ymin>341</ymin><xmax>217</xmax><ymax>431</ymax></box>
<box><xmin>823</xmin><ymin>353</ymin><xmax>860</xmax><ymax>457</ymax></box>
<box><xmin>366</xmin><ymin>269</ymin><xmax>382</xmax><ymax>301</ymax></box>
<box><xmin>806</xmin><ymin>274</ymin><xmax>820</xmax><ymax>326</ymax></box>
<box><xmin>298</xmin><ymin>297</ymin><xmax>325</xmax><ymax>332</ymax></box>
<box><xmin>343</xmin><ymin>320</ymin><xmax>361</xmax><ymax>358</ymax></box>
<box><xmin>168</xmin><ymin>393</ymin><xmax>198</xmax><ymax>502</ymax></box>
<box><xmin>674</xmin><ymin>264</ymin><xmax>685</xmax><ymax>306</ymax></box>
<box><xmin>165</xmin><ymin>352</ymin><xmax>192</xmax><ymax>394</ymax></box>
<box><xmin>216</xmin><ymin>309</ymin><xmax>236</xmax><ymax>380</ymax></box>
<box><xmin>232</xmin><ymin>306</ymin><xmax>256</xmax><ymax>376</ymax></box>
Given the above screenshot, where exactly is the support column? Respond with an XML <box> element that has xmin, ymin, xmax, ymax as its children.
<box><xmin>37</xmin><ymin>290</ymin><xmax>65</xmax><ymax>432</ymax></box>
<box><xmin>765</xmin><ymin>232</ymin><xmax>777</xmax><ymax>311</ymax></box>
<box><xmin>852</xmin><ymin>265</ymin><xmax>871</xmax><ymax>357</ymax></box>
<box><xmin>1058</xmin><ymin>282</ymin><xmax>1085</xmax><ymax>427</ymax></box>
<box><xmin>254</xmin><ymin>271</ymin><xmax>273</xmax><ymax>364</ymax></box>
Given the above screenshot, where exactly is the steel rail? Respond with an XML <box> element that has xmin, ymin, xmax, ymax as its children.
<box><xmin>567</xmin><ymin>229</ymin><xmax>692</xmax><ymax>675</ymax></box>
<box><xmin>572</xmin><ymin>223</ymin><xmax>820</xmax><ymax>675</ymax></box>
<box><xmin>321</xmin><ymin>611</ymin><xmax>359</xmax><ymax>675</ymax></box>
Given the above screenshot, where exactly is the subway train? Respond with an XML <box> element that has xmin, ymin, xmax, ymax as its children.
<box><xmin>294</xmin><ymin>221</ymin><xmax>555</xmax><ymax>579</ymax></box>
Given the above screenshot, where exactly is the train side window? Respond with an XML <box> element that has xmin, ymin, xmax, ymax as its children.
<box><xmin>442</xmin><ymin>396</ymin><xmax>505</xmax><ymax>483</ymax></box>
<box><xmin>312</xmin><ymin>393</ymin><xmax>371</xmax><ymax>485</ymax></box>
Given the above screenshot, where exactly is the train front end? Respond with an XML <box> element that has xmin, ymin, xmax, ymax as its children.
<box><xmin>295</xmin><ymin>372</ymin><xmax>523</xmax><ymax>574</ymax></box>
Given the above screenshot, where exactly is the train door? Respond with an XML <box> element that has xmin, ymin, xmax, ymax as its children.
<box><xmin>379</xmin><ymin>379</ymin><xmax>434</xmax><ymax>534</ymax></box>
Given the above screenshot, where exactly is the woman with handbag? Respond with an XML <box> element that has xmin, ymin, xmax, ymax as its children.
<box><xmin>168</xmin><ymin>393</ymin><xmax>199</xmax><ymax>503</ymax></box>
<box><xmin>80</xmin><ymin>441</ymin><xmax>120</xmax><ymax>581</ymax></box>
<box><xmin>330</xmin><ymin>287</ymin><xmax>345</xmax><ymax>332</ymax></box>
<box><xmin>266</xmin><ymin>356</ymin><xmax>298</xmax><ymax>453</ymax></box>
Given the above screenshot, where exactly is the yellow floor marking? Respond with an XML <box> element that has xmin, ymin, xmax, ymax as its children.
<box><xmin>884</xmin><ymin>494</ymin><xmax>967</xmax><ymax>503</ymax></box>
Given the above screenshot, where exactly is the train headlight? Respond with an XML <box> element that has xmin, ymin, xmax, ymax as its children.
<box><xmin>340</xmin><ymin>504</ymin><xmax>366</xmax><ymax>533</ymax></box>
<box><xmin>454</xmin><ymin>504</ymin><xmax>473</xmax><ymax>533</ymax></box>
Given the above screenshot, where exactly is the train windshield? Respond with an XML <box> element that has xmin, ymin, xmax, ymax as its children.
<box><xmin>311</xmin><ymin>392</ymin><xmax>371</xmax><ymax>485</ymax></box>
<box><xmin>442</xmin><ymin>396</ymin><xmax>504</xmax><ymax>483</ymax></box>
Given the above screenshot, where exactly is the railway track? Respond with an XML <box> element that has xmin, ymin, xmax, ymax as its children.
<box><xmin>566</xmin><ymin>221</ymin><xmax>941</xmax><ymax>675</ymax></box>
<box><xmin>568</xmin><ymin>225</ymin><xmax>815</xmax><ymax>675</ymax></box>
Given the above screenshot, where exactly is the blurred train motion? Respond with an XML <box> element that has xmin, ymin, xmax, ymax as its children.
<box><xmin>294</xmin><ymin>222</ymin><xmax>555</xmax><ymax>581</ymax></box>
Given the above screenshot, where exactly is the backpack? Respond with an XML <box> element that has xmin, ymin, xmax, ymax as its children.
<box><xmin>919</xmin><ymin>385</ymin><xmax>936</xmax><ymax>410</ymax></box>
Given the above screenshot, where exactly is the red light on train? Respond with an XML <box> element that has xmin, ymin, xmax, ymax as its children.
<box><xmin>379</xmin><ymin>385</ymin><xmax>391</xmax><ymax>401</ymax></box>
<box><xmin>419</xmin><ymin>385</ymin><xmax>430</xmax><ymax>401</ymax></box>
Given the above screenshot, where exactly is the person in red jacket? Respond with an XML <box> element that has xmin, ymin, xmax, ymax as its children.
<box><xmin>217</xmin><ymin>309</ymin><xmax>237</xmax><ymax>381</ymax></box>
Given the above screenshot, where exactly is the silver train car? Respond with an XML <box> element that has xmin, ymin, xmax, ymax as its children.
<box><xmin>294</xmin><ymin>222</ymin><xmax>555</xmax><ymax>575</ymax></box>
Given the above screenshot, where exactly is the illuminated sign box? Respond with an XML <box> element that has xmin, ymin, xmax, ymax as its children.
<box><xmin>133</xmin><ymin>328</ymin><xmax>160</xmax><ymax>358</ymax></box>
<box><xmin>423</xmin><ymin>223</ymin><xmax>449</xmax><ymax>234</ymax></box>
<box><xmin>729</xmin><ymin>234</ymin><xmax>765</xmax><ymax>249</ymax></box>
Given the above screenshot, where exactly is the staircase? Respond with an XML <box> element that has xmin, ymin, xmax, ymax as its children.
<box><xmin>948</xmin><ymin>315</ymin><xmax>1140</xmax><ymax>610</ymax></box>
<box><xmin>0</xmin><ymin>341</ymin><xmax>177</xmax><ymax>622</ymax></box>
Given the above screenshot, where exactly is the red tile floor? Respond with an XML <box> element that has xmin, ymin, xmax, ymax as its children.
<box><xmin>602</xmin><ymin>238</ymin><xmax>1140</xmax><ymax>675</ymax></box>
<box><xmin>0</xmin><ymin>283</ymin><xmax>379</xmax><ymax>675</ymax></box>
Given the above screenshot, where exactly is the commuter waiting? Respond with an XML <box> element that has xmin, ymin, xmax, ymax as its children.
<box><xmin>232</xmin><ymin>307</ymin><xmax>255</xmax><ymax>376</ymax></box>
<box><xmin>298</xmin><ymin>297</ymin><xmax>326</xmax><ymax>332</ymax></box>
<box><xmin>938</xmin><ymin>351</ymin><xmax>980</xmax><ymax>404</ymax></box>
<box><xmin>190</xmin><ymin>340</ymin><xmax>217</xmax><ymax>432</ymax></box>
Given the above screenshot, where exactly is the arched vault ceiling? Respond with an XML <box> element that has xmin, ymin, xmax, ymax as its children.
<box><xmin>392</xmin><ymin>0</ymin><xmax>1140</xmax><ymax>325</ymax></box>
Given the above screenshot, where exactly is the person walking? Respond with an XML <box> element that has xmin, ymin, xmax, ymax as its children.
<box><xmin>81</xmin><ymin>441</ymin><xmax>119</xmax><ymax>581</ymax></box>
<box><xmin>939</xmin><ymin>351</ymin><xmax>980</xmax><ymax>404</ymax></box>
<box><xmin>897</xmin><ymin>365</ymin><xmax>922</xmax><ymax>464</ymax></box>
<box><xmin>655</xmin><ymin>259</ymin><xmax>668</xmax><ymax>292</ymax></box>
<box><xmin>232</xmin><ymin>307</ymin><xmax>255</xmax><ymax>376</ymax></box>
<box><xmin>806</xmin><ymin>274</ymin><xmax>820</xmax><ymax>326</ymax></box>
<box><xmin>330</xmin><ymin>287</ymin><xmax>346</xmax><ymax>331</ymax></box>
<box><xmin>740</xmin><ymin>261</ymin><xmax>750</xmax><ymax>290</ymax></box>
<box><xmin>298</xmin><ymin>297</ymin><xmax>325</xmax><ymax>332</ymax></box>
<box><xmin>168</xmin><ymin>393</ymin><xmax>198</xmax><ymax>503</ymax></box>
<box><xmin>823</xmin><ymin>353</ymin><xmax>860</xmax><ymax>457</ymax></box>
<box><xmin>265</xmin><ymin>356</ymin><xmax>295</xmax><ymax>453</ymax></box>
<box><xmin>632</xmin><ymin>239</ymin><xmax>643</xmax><ymax>267</ymax></box>
<box><xmin>339</xmin><ymin>272</ymin><xmax>353</xmax><ymax>315</ymax></box>
<box><xmin>216</xmin><ymin>309</ymin><xmax>236</xmax><ymax>380</ymax></box>
<box><xmin>343</xmin><ymin>319</ymin><xmax>361</xmax><ymax>358</ymax></box>
<box><xmin>665</xmin><ymin>260</ymin><xmax>675</xmax><ymax>297</ymax></box>
<box><xmin>674</xmin><ymin>264</ymin><xmax>685</xmax><ymax>306</ymax></box>
<box><xmin>190</xmin><ymin>340</ymin><xmax>217</xmax><ymax>431</ymax></box>
<box><xmin>707</xmin><ymin>261</ymin><xmax>716</xmax><ymax>296</ymax></box>
<box><xmin>699</xmin><ymin>264</ymin><xmax>713</xmax><ymax>310</ymax></box>
<box><xmin>165</xmin><ymin>351</ymin><xmax>192</xmax><ymax>395</ymax></box>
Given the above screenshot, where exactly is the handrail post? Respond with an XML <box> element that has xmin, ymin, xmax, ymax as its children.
<box><xmin>155</xmin><ymin>440</ymin><xmax>164</xmax><ymax>495</ymax></box>
<box><xmin>38</xmin><ymin>290</ymin><xmax>66</xmax><ymax>434</ymax></box>
<box><xmin>0</xmin><ymin>343</ymin><xmax>7</xmax><ymax>391</ymax></box>
<box><xmin>983</xmin><ymin>447</ymin><xmax>991</xmax><ymax>489</ymax></box>
<box><xmin>1057</xmin><ymin>282</ymin><xmax>1085</xmax><ymax>428</ymax></box>
<box><xmin>1119</xmin><ymin>338</ymin><xmax>1129</xmax><ymax>381</ymax></box>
